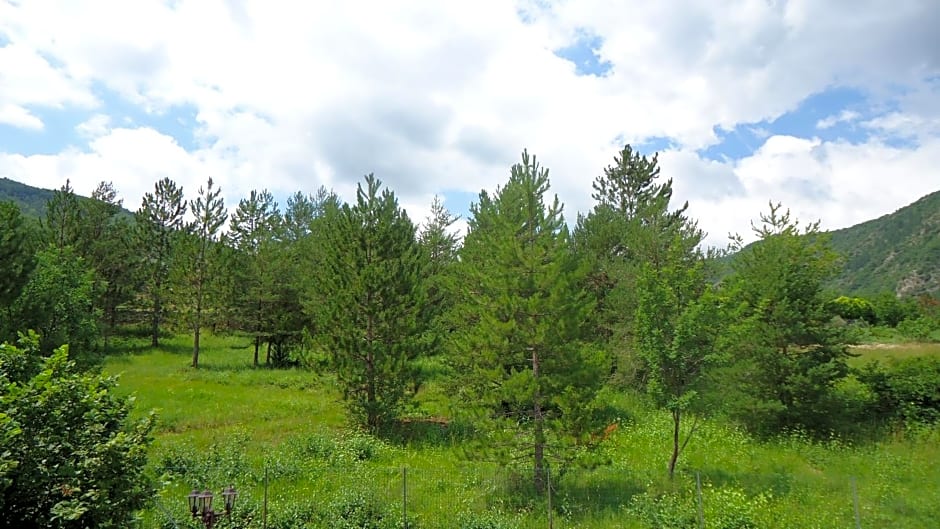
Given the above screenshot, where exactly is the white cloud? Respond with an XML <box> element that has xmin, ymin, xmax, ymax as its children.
<box><xmin>0</xmin><ymin>127</ymin><xmax>206</xmax><ymax>212</ymax></box>
<box><xmin>0</xmin><ymin>42</ymin><xmax>97</xmax><ymax>129</ymax></box>
<box><xmin>665</xmin><ymin>134</ymin><xmax>940</xmax><ymax>248</ymax></box>
<box><xmin>75</xmin><ymin>114</ymin><xmax>112</xmax><ymax>139</ymax></box>
<box><xmin>817</xmin><ymin>110</ymin><xmax>861</xmax><ymax>130</ymax></box>
<box><xmin>0</xmin><ymin>0</ymin><xmax>937</xmax><ymax>246</ymax></box>
<box><xmin>0</xmin><ymin>104</ymin><xmax>43</xmax><ymax>130</ymax></box>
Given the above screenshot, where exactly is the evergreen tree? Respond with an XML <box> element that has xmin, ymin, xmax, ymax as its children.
<box><xmin>0</xmin><ymin>202</ymin><xmax>39</xmax><ymax>341</ymax></box>
<box><xmin>414</xmin><ymin>196</ymin><xmax>460</xmax><ymax>390</ymax></box>
<box><xmin>721</xmin><ymin>203</ymin><xmax>851</xmax><ymax>435</ymax></box>
<box><xmin>574</xmin><ymin>145</ymin><xmax>703</xmax><ymax>379</ymax></box>
<box><xmin>179</xmin><ymin>177</ymin><xmax>227</xmax><ymax>368</ymax></box>
<box><xmin>306</xmin><ymin>174</ymin><xmax>427</xmax><ymax>431</ymax></box>
<box><xmin>229</xmin><ymin>189</ymin><xmax>280</xmax><ymax>365</ymax></box>
<box><xmin>268</xmin><ymin>187</ymin><xmax>340</xmax><ymax>367</ymax></box>
<box><xmin>43</xmin><ymin>179</ymin><xmax>83</xmax><ymax>250</ymax></box>
<box><xmin>81</xmin><ymin>182</ymin><xmax>138</xmax><ymax>348</ymax></box>
<box><xmin>136</xmin><ymin>178</ymin><xmax>187</xmax><ymax>347</ymax></box>
<box><xmin>453</xmin><ymin>151</ymin><xmax>607</xmax><ymax>491</ymax></box>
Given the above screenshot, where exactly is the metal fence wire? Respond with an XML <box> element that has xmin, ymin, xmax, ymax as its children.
<box><xmin>142</xmin><ymin>463</ymin><xmax>881</xmax><ymax>529</ymax></box>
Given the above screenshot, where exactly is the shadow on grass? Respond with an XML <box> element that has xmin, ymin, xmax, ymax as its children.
<box><xmin>104</xmin><ymin>336</ymin><xmax>185</xmax><ymax>356</ymax></box>
<box><xmin>494</xmin><ymin>468</ymin><xmax>645</xmax><ymax>517</ymax></box>
<box><xmin>380</xmin><ymin>416</ymin><xmax>477</xmax><ymax>447</ymax></box>
<box><xmin>690</xmin><ymin>465</ymin><xmax>794</xmax><ymax>497</ymax></box>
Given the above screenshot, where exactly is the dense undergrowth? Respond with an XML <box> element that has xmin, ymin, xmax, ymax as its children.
<box><xmin>104</xmin><ymin>332</ymin><xmax>940</xmax><ymax>529</ymax></box>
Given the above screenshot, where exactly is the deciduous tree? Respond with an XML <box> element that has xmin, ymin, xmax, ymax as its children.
<box><xmin>10</xmin><ymin>247</ymin><xmax>99</xmax><ymax>367</ymax></box>
<box><xmin>0</xmin><ymin>332</ymin><xmax>155</xmax><ymax>528</ymax></box>
<box><xmin>635</xmin><ymin>239</ymin><xmax>721</xmax><ymax>478</ymax></box>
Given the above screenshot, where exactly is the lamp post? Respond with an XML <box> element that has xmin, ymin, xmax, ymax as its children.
<box><xmin>188</xmin><ymin>485</ymin><xmax>237</xmax><ymax>528</ymax></box>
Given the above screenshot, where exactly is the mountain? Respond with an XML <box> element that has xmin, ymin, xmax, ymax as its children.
<box><xmin>0</xmin><ymin>177</ymin><xmax>134</xmax><ymax>220</ymax></box>
<box><xmin>0</xmin><ymin>177</ymin><xmax>58</xmax><ymax>217</ymax></box>
<box><xmin>828</xmin><ymin>190</ymin><xmax>940</xmax><ymax>297</ymax></box>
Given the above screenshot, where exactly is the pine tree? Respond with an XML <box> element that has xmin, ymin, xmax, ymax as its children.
<box><xmin>0</xmin><ymin>202</ymin><xmax>39</xmax><ymax>341</ymax></box>
<box><xmin>721</xmin><ymin>203</ymin><xmax>850</xmax><ymax>435</ymax></box>
<box><xmin>136</xmin><ymin>178</ymin><xmax>187</xmax><ymax>347</ymax></box>
<box><xmin>180</xmin><ymin>177</ymin><xmax>227</xmax><ymax>367</ymax></box>
<box><xmin>229</xmin><ymin>189</ymin><xmax>281</xmax><ymax>365</ymax></box>
<box><xmin>453</xmin><ymin>151</ymin><xmax>607</xmax><ymax>491</ymax></box>
<box><xmin>82</xmin><ymin>182</ymin><xmax>138</xmax><ymax>349</ymax></box>
<box><xmin>574</xmin><ymin>145</ymin><xmax>703</xmax><ymax>378</ymax></box>
<box><xmin>44</xmin><ymin>179</ymin><xmax>83</xmax><ymax>250</ymax></box>
<box><xmin>307</xmin><ymin>174</ymin><xmax>427</xmax><ymax>431</ymax></box>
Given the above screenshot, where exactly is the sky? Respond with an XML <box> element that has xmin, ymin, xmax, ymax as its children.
<box><xmin>1</xmin><ymin>0</ymin><xmax>939</xmax><ymax>247</ymax></box>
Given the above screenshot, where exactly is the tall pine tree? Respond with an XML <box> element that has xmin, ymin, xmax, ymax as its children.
<box><xmin>306</xmin><ymin>175</ymin><xmax>427</xmax><ymax>431</ymax></box>
<box><xmin>136</xmin><ymin>178</ymin><xmax>187</xmax><ymax>347</ymax></box>
<box><xmin>229</xmin><ymin>189</ymin><xmax>280</xmax><ymax>365</ymax></box>
<box><xmin>453</xmin><ymin>151</ymin><xmax>607</xmax><ymax>491</ymax></box>
<box><xmin>179</xmin><ymin>177</ymin><xmax>227</xmax><ymax>367</ymax></box>
<box><xmin>574</xmin><ymin>145</ymin><xmax>703</xmax><ymax>379</ymax></box>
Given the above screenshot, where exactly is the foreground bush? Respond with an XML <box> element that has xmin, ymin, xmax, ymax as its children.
<box><xmin>0</xmin><ymin>332</ymin><xmax>155</xmax><ymax>528</ymax></box>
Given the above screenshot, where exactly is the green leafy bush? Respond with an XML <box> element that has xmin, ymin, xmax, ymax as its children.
<box><xmin>457</xmin><ymin>509</ymin><xmax>517</xmax><ymax>529</ymax></box>
<box><xmin>0</xmin><ymin>332</ymin><xmax>155</xmax><ymax>528</ymax></box>
<box><xmin>826</xmin><ymin>296</ymin><xmax>876</xmax><ymax>324</ymax></box>
<box><xmin>628</xmin><ymin>481</ymin><xmax>769</xmax><ymax>529</ymax></box>
<box><xmin>858</xmin><ymin>356</ymin><xmax>940</xmax><ymax>426</ymax></box>
<box><xmin>321</xmin><ymin>489</ymin><xmax>400</xmax><ymax>529</ymax></box>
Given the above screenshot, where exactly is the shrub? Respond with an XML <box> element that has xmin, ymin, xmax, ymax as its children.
<box><xmin>0</xmin><ymin>333</ymin><xmax>155</xmax><ymax>528</ymax></box>
<box><xmin>628</xmin><ymin>481</ymin><xmax>769</xmax><ymax>529</ymax></box>
<box><xmin>858</xmin><ymin>356</ymin><xmax>940</xmax><ymax>426</ymax></box>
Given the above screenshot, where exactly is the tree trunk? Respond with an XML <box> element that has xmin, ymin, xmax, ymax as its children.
<box><xmin>532</xmin><ymin>347</ymin><xmax>545</xmax><ymax>493</ymax></box>
<box><xmin>151</xmin><ymin>290</ymin><xmax>161</xmax><ymax>347</ymax></box>
<box><xmin>253</xmin><ymin>335</ymin><xmax>260</xmax><ymax>366</ymax></box>
<box><xmin>192</xmin><ymin>290</ymin><xmax>202</xmax><ymax>368</ymax></box>
<box><xmin>192</xmin><ymin>326</ymin><xmax>200</xmax><ymax>368</ymax></box>
<box><xmin>669</xmin><ymin>409</ymin><xmax>681</xmax><ymax>479</ymax></box>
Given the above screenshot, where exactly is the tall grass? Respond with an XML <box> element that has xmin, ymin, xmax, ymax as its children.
<box><xmin>104</xmin><ymin>331</ymin><xmax>940</xmax><ymax>528</ymax></box>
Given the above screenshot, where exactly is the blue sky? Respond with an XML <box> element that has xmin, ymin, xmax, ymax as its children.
<box><xmin>1</xmin><ymin>0</ymin><xmax>938</xmax><ymax>246</ymax></box>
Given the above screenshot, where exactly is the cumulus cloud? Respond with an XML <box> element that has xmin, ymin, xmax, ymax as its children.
<box><xmin>0</xmin><ymin>0</ymin><xmax>938</xmax><ymax>247</ymax></box>
<box><xmin>666</xmin><ymin>134</ymin><xmax>940</xmax><ymax>248</ymax></box>
<box><xmin>817</xmin><ymin>110</ymin><xmax>861</xmax><ymax>130</ymax></box>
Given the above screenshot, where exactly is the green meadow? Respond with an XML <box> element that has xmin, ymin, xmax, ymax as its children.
<box><xmin>104</xmin><ymin>332</ymin><xmax>940</xmax><ymax>529</ymax></box>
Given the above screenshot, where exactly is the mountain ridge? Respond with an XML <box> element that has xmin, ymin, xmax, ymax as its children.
<box><xmin>828</xmin><ymin>190</ymin><xmax>940</xmax><ymax>297</ymax></box>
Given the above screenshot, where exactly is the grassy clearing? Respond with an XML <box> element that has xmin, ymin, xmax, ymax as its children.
<box><xmin>849</xmin><ymin>342</ymin><xmax>940</xmax><ymax>366</ymax></box>
<box><xmin>104</xmin><ymin>332</ymin><xmax>940</xmax><ymax>528</ymax></box>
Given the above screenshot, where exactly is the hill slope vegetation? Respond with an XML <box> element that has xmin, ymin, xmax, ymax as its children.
<box><xmin>828</xmin><ymin>190</ymin><xmax>940</xmax><ymax>296</ymax></box>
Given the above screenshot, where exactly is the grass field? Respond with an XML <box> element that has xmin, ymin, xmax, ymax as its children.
<box><xmin>104</xmin><ymin>332</ymin><xmax>940</xmax><ymax>528</ymax></box>
<box><xmin>849</xmin><ymin>342</ymin><xmax>940</xmax><ymax>366</ymax></box>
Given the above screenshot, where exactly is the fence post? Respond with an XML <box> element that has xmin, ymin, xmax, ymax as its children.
<box><xmin>851</xmin><ymin>477</ymin><xmax>861</xmax><ymax>529</ymax></box>
<box><xmin>696</xmin><ymin>472</ymin><xmax>704</xmax><ymax>529</ymax></box>
<box><xmin>402</xmin><ymin>466</ymin><xmax>408</xmax><ymax>529</ymax></box>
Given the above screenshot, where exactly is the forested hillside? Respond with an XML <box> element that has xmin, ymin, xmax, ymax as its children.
<box><xmin>0</xmin><ymin>177</ymin><xmax>56</xmax><ymax>217</ymax></box>
<box><xmin>828</xmin><ymin>190</ymin><xmax>940</xmax><ymax>296</ymax></box>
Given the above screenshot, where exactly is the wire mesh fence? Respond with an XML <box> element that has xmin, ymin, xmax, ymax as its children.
<box><xmin>142</xmin><ymin>463</ymin><xmax>880</xmax><ymax>528</ymax></box>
